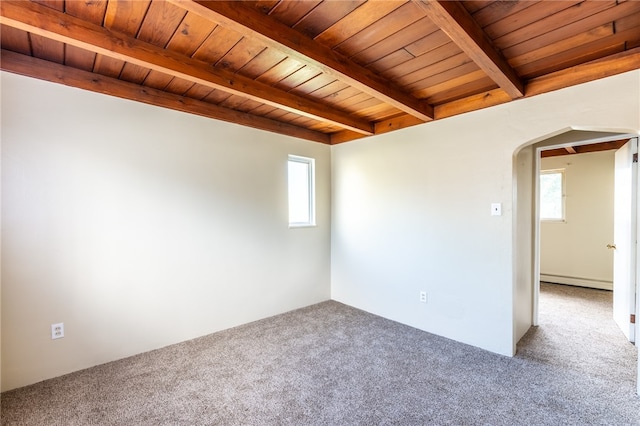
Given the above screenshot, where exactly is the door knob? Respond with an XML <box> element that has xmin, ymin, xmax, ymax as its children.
<box><xmin>607</xmin><ymin>244</ymin><xmax>617</xmax><ymax>250</ymax></box>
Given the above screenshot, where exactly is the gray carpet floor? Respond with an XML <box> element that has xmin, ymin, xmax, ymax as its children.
<box><xmin>1</xmin><ymin>282</ymin><xmax>639</xmax><ymax>425</ymax></box>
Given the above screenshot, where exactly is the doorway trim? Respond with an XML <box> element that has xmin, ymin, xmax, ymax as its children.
<box><xmin>529</xmin><ymin>128</ymin><xmax>638</xmax><ymax>327</ymax></box>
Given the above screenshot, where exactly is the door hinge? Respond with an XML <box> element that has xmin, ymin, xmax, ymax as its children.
<box><xmin>633</xmin><ymin>153</ymin><xmax>638</xmax><ymax>163</ymax></box>
<box><xmin>632</xmin><ymin>314</ymin><xmax>636</xmax><ymax>324</ymax></box>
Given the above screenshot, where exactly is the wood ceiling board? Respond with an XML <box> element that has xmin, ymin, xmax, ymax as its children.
<box><xmin>289</xmin><ymin>73</ymin><xmax>336</xmax><ymax>97</ymax></box>
<box><xmin>31</xmin><ymin>0</ymin><xmax>63</xmax><ymax>11</ymax></box>
<box><xmin>0</xmin><ymin>1</ymin><xmax>373</xmax><ymax>135</ymax></box>
<box><xmin>335</xmin><ymin>1</ymin><xmax>424</xmax><ymax>56</ymax></box>
<box><xmin>506</xmin><ymin>23</ymin><xmax>615</xmax><ymax>68</ymax></box>
<box><xmin>288</xmin><ymin>115</ymin><xmax>321</xmax><ymax>128</ymax></box>
<box><xmin>350</xmin><ymin>17</ymin><xmax>438</xmax><ymax>66</ymax></box>
<box><xmin>313</xmin><ymin>0</ymin><xmax>406</xmax><ymax>48</ymax></box>
<box><xmin>367</xmin><ymin>49</ymin><xmax>415</xmax><ymax>74</ymax></box>
<box><xmin>394</xmin><ymin>52</ymin><xmax>475</xmax><ymax>88</ymax></box>
<box><xmin>526</xmin><ymin>47</ymin><xmax>640</xmax><ymax>96</ymax></box>
<box><xmin>215</xmin><ymin>37</ymin><xmax>268</xmax><ymax>71</ymax></box>
<box><xmin>425</xmin><ymin>76</ymin><xmax>497</xmax><ymax>105</ymax></box>
<box><xmin>416</xmin><ymin>0</ymin><xmax>524</xmax><ymax>99</ymax></box>
<box><xmin>293</xmin><ymin>0</ymin><xmax>365</xmax><ymax>39</ymax></box>
<box><xmin>30</xmin><ymin>34</ymin><xmax>64</xmax><ymax>64</ymax></box>
<box><xmin>120</xmin><ymin>62</ymin><xmax>151</xmax><ymax>85</ymax></box>
<box><xmin>218</xmin><ymin>94</ymin><xmax>254</xmax><ymax>110</ymax></box>
<box><xmin>255</xmin><ymin>56</ymin><xmax>306</xmax><ymax>85</ymax></box>
<box><xmin>247</xmin><ymin>103</ymin><xmax>278</xmax><ymax>117</ymax></box>
<box><xmin>307</xmin><ymin>79</ymin><xmax>350</xmax><ymax>99</ymax></box>
<box><xmin>64</xmin><ymin>0</ymin><xmax>108</xmax><ymax>25</ymax></box>
<box><xmin>170</xmin><ymin>0</ymin><xmax>434</xmax><ymax>121</ymax></box>
<box><xmin>483</xmin><ymin>1</ymin><xmax>581</xmax><ymax>41</ymax></box>
<box><xmin>1</xmin><ymin>0</ymin><xmax>636</xmax><ymax>146</ymax></box>
<box><xmin>541</xmin><ymin>140</ymin><xmax>628</xmax><ymax>158</ymax></box>
<box><xmin>0</xmin><ymin>49</ymin><xmax>329</xmax><ymax>144</ymax></box>
<box><xmin>264</xmin><ymin>108</ymin><xmax>297</xmax><ymax>121</ymax></box>
<box><xmin>462</xmin><ymin>1</ymin><xmax>494</xmax><ymax>15</ymax></box>
<box><xmin>432</xmin><ymin>48</ymin><xmax>640</xmax><ymax>120</ymax></box>
<box><xmin>191</xmin><ymin>25</ymin><xmax>242</xmax><ymax>63</ymax></box>
<box><xmin>411</xmin><ymin>68</ymin><xmax>488</xmax><ymax>98</ymax></box>
<box><xmin>404</xmin><ymin>28</ymin><xmax>455</xmax><ymax>58</ymax></box>
<box><xmin>492</xmin><ymin>1</ymin><xmax>615</xmax><ymax>50</ymax></box>
<box><xmin>184</xmin><ymin>84</ymin><xmax>213</xmax><ymax>101</ymax></box>
<box><xmin>515</xmin><ymin>38</ymin><xmax>627</xmax><ymax>80</ymax></box>
<box><xmin>165</xmin><ymin>12</ymin><xmax>216</xmax><ymax>57</ymax></box>
<box><xmin>203</xmin><ymin>89</ymin><xmax>233</xmax><ymax>105</ymax></box>
<box><xmin>268</xmin><ymin>0</ymin><xmax>322</xmax><ymax>27</ymax></box>
<box><xmin>330</xmin><ymin>112</ymin><xmax>426</xmax><ymax>145</ymax></box>
<box><xmin>142</xmin><ymin>69</ymin><xmax>174</xmax><ymax>90</ymax></box>
<box><xmin>383</xmin><ymin>42</ymin><xmax>462</xmax><ymax>81</ymax></box>
<box><xmin>92</xmin><ymin>54</ymin><xmax>124</xmax><ymax>78</ymax></box>
<box><xmin>234</xmin><ymin>99</ymin><xmax>264</xmax><ymax>114</ymax></box>
<box><xmin>183</xmin><ymin>83</ymin><xmax>214</xmax><ymax>101</ymax></box>
<box><xmin>469</xmin><ymin>0</ymin><xmax>537</xmax><ymax>29</ymax></box>
<box><xmin>354</xmin><ymin>103</ymin><xmax>403</xmax><ymax>122</ymax></box>
<box><xmin>321</xmin><ymin>86</ymin><xmax>363</xmax><ymax>106</ymax></box>
<box><xmin>136</xmin><ymin>1</ymin><xmax>187</xmax><ymax>47</ymax></box>
<box><xmin>332</xmin><ymin>91</ymin><xmax>372</xmax><ymax>112</ymax></box>
<box><xmin>273</xmin><ymin>65</ymin><xmax>322</xmax><ymax>92</ymax></box>
<box><xmin>237</xmin><ymin>48</ymin><xmax>288</xmax><ymax>80</ymax></box>
<box><xmin>501</xmin><ymin>1</ymin><xmax>640</xmax><ymax>61</ymax></box>
<box><xmin>103</xmin><ymin>0</ymin><xmax>151</xmax><ymax>35</ymax></box>
<box><xmin>308</xmin><ymin>123</ymin><xmax>344</xmax><ymax>134</ymax></box>
<box><xmin>344</xmin><ymin>96</ymin><xmax>383</xmax><ymax>114</ymax></box>
<box><xmin>164</xmin><ymin>77</ymin><xmax>195</xmax><ymax>96</ymax></box>
<box><xmin>61</xmin><ymin>0</ymin><xmax>101</xmax><ymax>74</ymax></box>
<box><xmin>0</xmin><ymin>25</ymin><xmax>31</xmax><ymax>55</ymax></box>
<box><xmin>617</xmin><ymin>10</ymin><xmax>640</xmax><ymax>33</ymax></box>
<box><xmin>65</xmin><ymin>45</ymin><xmax>96</xmax><ymax>72</ymax></box>
<box><xmin>244</xmin><ymin>1</ymin><xmax>281</xmax><ymax>15</ymax></box>
<box><xmin>434</xmin><ymin>88</ymin><xmax>511</xmax><ymax>119</ymax></box>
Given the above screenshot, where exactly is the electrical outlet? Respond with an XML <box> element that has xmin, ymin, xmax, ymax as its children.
<box><xmin>419</xmin><ymin>291</ymin><xmax>428</xmax><ymax>303</ymax></box>
<box><xmin>51</xmin><ymin>323</ymin><xmax>64</xmax><ymax>340</ymax></box>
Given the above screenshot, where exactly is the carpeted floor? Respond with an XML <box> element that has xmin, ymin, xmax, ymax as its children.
<box><xmin>1</xmin><ymin>282</ymin><xmax>639</xmax><ymax>425</ymax></box>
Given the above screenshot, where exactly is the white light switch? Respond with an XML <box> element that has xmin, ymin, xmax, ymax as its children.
<box><xmin>491</xmin><ymin>203</ymin><xmax>502</xmax><ymax>216</ymax></box>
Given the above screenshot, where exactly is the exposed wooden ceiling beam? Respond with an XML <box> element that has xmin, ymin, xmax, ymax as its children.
<box><xmin>331</xmin><ymin>114</ymin><xmax>425</xmax><ymax>145</ymax></box>
<box><xmin>526</xmin><ymin>47</ymin><xmax>640</xmax><ymax>97</ymax></box>
<box><xmin>438</xmin><ymin>48</ymin><xmax>640</xmax><ymax>121</ymax></box>
<box><xmin>332</xmin><ymin>47</ymin><xmax>640</xmax><ymax>145</ymax></box>
<box><xmin>565</xmin><ymin>146</ymin><xmax>577</xmax><ymax>154</ymax></box>
<box><xmin>0</xmin><ymin>0</ymin><xmax>373</xmax><ymax>136</ymax></box>
<box><xmin>167</xmin><ymin>0</ymin><xmax>434</xmax><ymax>122</ymax></box>
<box><xmin>541</xmin><ymin>140</ymin><xmax>628</xmax><ymax>158</ymax></box>
<box><xmin>1</xmin><ymin>49</ymin><xmax>330</xmax><ymax>144</ymax></box>
<box><xmin>415</xmin><ymin>0</ymin><xmax>524</xmax><ymax>99</ymax></box>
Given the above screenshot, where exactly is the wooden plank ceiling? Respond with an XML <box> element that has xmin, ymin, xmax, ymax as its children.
<box><xmin>1</xmin><ymin>0</ymin><xmax>639</xmax><ymax>145</ymax></box>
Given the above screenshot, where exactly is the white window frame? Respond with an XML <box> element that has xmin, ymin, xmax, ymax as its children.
<box><xmin>287</xmin><ymin>155</ymin><xmax>316</xmax><ymax>228</ymax></box>
<box><xmin>540</xmin><ymin>168</ymin><xmax>566</xmax><ymax>222</ymax></box>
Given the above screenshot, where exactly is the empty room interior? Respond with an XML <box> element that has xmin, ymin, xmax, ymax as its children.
<box><xmin>1</xmin><ymin>0</ymin><xmax>640</xmax><ymax>423</ymax></box>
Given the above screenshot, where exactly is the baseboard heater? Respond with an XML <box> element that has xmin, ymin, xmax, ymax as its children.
<box><xmin>540</xmin><ymin>274</ymin><xmax>613</xmax><ymax>291</ymax></box>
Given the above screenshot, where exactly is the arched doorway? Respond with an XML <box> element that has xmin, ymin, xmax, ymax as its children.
<box><xmin>513</xmin><ymin>127</ymin><xmax>639</xmax><ymax>394</ymax></box>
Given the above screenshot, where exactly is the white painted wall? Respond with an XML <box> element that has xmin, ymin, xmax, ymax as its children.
<box><xmin>331</xmin><ymin>70</ymin><xmax>640</xmax><ymax>356</ymax></box>
<box><xmin>0</xmin><ymin>72</ymin><xmax>331</xmax><ymax>391</ymax></box>
<box><xmin>513</xmin><ymin>146</ymin><xmax>534</xmax><ymax>342</ymax></box>
<box><xmin>540</xmin><ymin>150</ymin><xmax>615</xmax><ymax>290</ymax></box>
<box><xmin>2</xmin><ymin>69</ymin><xmax>639</xmax><ymax>391</ymax></box>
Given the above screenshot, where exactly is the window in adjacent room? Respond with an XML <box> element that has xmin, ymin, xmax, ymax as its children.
<box><xmin>540</xmin><ymin>169</ymin><xmax>565</xmax><ymax>221</ymax></box>
<box><xmin>288</xmin><ymin>155</ymin><xmax>315</xmax><ymax>227</ymax></box>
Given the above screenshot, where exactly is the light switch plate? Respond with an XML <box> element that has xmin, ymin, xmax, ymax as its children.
<box><xmin>491</xmin><ymin>203</ymin><xmax>502</xmax><ymax>216</ymax></box>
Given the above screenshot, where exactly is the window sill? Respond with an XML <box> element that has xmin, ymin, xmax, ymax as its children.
<box><xmin>289</xmin><ymin>223</ymin><xmax>317</xmax><ymax>229</ymax></box>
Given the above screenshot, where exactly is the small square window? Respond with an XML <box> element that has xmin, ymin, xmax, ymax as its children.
<box><xmin>288</xmin><ymin>155</ymin><xmax>315</xmax><ymax>227</ymax></box>
<box><xmin>540</xmin><ymin>169</ymin><xmax>565</xmax><ymax>221</ymax></box>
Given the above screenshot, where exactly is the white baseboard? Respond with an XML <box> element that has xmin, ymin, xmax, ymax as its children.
<box><xmin>540</xmin><ymin>274</ymin><xmax>612</xmax><ymax>291</ymax></box>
